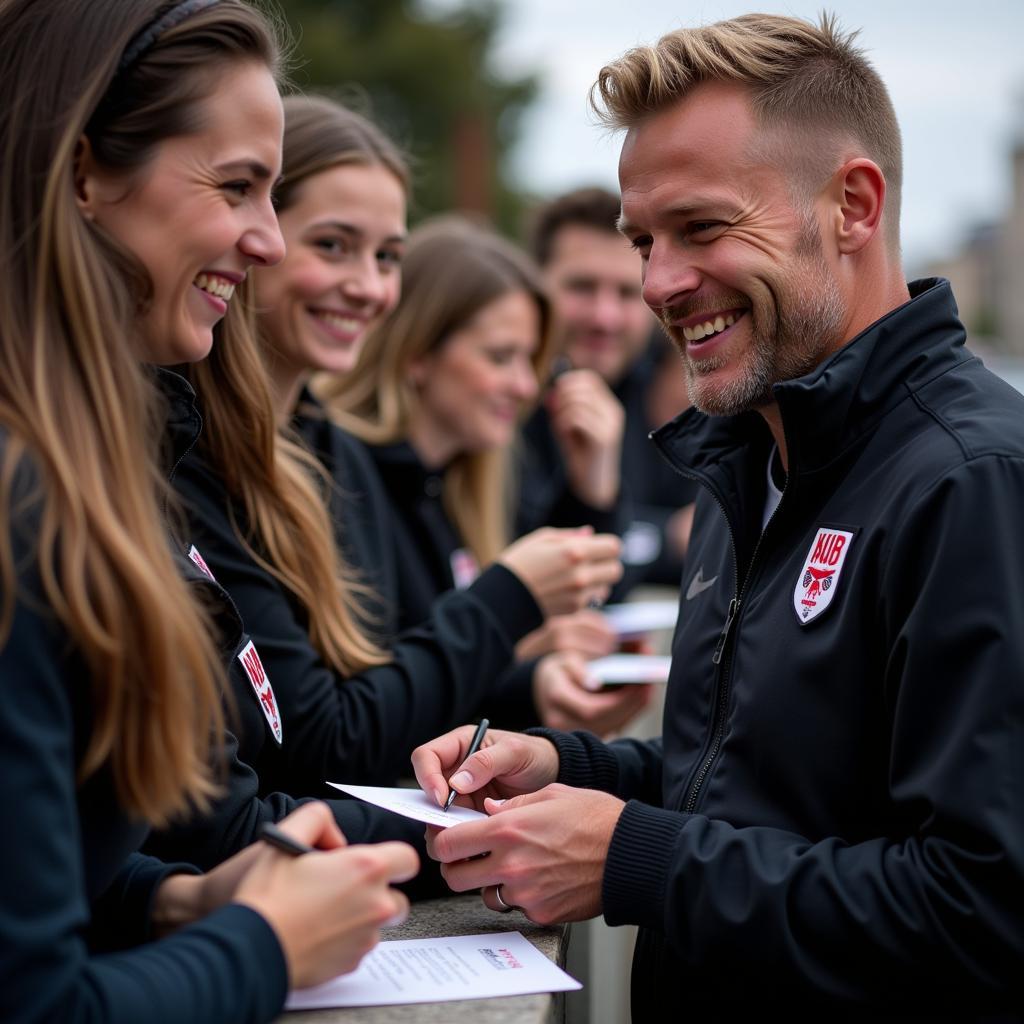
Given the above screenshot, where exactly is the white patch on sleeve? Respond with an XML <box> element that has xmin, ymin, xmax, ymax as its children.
<box><xmin>237</xmin><ymin>640</ymin><xmax>282</xmax><ymax>744</ymax></box>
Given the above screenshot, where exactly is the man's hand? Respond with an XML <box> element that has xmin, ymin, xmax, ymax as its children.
<box><xmin>412</xmin><ymin>725</ymin><xmax>560</xmax><ymax>811</ymax></box>
<box><xmin>533</xmin><ymin>651</ymin><xmax>653</xmax><ymax>737</ymax></box>
<box><xmin>546</xmin><ymin>369</ymin><xmax>624</xmax><ymax>510</ymax></box>
<box><xmin>429</xmin><ymin>785</ymin><xmax>625</xmax><ymax>925</ymax></box>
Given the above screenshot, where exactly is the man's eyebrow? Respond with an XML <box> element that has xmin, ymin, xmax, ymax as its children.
<box><xmin>618</xmin><ymin>197</ymin><xmax>734</xmax><ymax>237</ymax></box>
<box><xmin>616</xmin><ymin>213</ymin><xmax>641</xmax><ymax>238</ymax></box>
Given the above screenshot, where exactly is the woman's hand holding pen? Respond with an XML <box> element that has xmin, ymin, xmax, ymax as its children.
<box><xmin>233</xmin><ymin>803</ymin><xmax>419</xmax><ymax>989</ymax></box>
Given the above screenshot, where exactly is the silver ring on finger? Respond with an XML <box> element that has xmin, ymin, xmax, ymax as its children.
<box><xmin>494</xmin><ymin>884</ymin><xmax>514</xmax><ymax>913</ymax></box>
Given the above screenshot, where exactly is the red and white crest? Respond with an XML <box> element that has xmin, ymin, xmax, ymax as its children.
<box><xmin>187</xmin><ymin>544</ymin><xmax>216</xmax><ymax>582</ymax></box>
<box><xmin>237</xmin><ymin>640</ymin><xmax>282</xmax><ymax>744</ymax></box>
<box><xmin>793</xmin><ymin>527</ymin><xmax>855</xmax><ymax>625</ymax></box>
<box><xmin>450</xmin><ymin>547</ymin><xmax>480</xmax><ymax>590</ymax></box>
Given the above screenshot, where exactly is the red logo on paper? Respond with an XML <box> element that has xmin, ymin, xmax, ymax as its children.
<box><xmin>793</xmin><ymin>528</ymin><xmax>855</xmax><ymax>625</ymax></box>
<box><xmin>237</xmin><ymin>640</ymin><xmax>282</xmax><ymax>744</ymax></box>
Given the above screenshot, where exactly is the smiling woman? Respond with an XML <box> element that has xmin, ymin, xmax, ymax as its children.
<box><xmin>0</xmin><ymin>2</ymin><xmax>417</xmax><ymax>1022</ymax></box>
<box><xmin>326</xmin><ymin>215</ymin><xmax>555</xmax><ymax>583</ymax></box>
<box><xmin>78</xmin><ymin>60</ymin><xmax>286</xmax><ymax>364</ymax></box>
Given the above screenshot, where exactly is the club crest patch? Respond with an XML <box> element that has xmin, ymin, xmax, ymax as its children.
<box><xmin>450</xmin><ymin>547</ymin><xmax>480</xmax><ymax>590</ymax></box>
<box><xmin>237</xmin><ymin>640</ymin><xmax>282</xmax><ymax>744</ymax></box>
<box><xmin>187</xmin><ymin>544</ymin><xmax>216</xmax><ymax>581</ymax></box>
<box><xmin>794</xmin><ymin>527</ymin><xmax>856</xmax><ymax>625</ymax></box>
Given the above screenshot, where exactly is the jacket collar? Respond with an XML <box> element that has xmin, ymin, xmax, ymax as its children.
<box><xmin>152</xmin><ymin>366</ymin><xmax>203</xmax><ymax>482</ymax></box>
<box><xmin>652</xmin><ymin>278</ymin><xmax>970</xmax><ymax>484</ymax></box>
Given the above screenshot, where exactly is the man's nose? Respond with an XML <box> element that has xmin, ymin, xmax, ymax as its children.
<box><xmin>641</xmin><ymin>248</ymin><xmax>701</xmax><ymax>314</ymax></box>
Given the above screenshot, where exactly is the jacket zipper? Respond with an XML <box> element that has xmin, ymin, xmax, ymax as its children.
<box><xmin>651</xmin><ymin>429</ymin><xmax>788</xmax><ymax>814</ymax></box>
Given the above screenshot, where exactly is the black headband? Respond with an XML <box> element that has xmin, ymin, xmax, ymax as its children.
<box><xmin>117</xmin><ymin>0</ymin><xmax>221</xmax><ymax>75</ymax></box>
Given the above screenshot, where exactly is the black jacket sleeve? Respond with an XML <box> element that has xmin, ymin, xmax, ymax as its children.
<box><xmin>173</xmin><ymin>451</ymin><xmax>544</xmax><ymax>795</ymax></box>
<box><xmin>527</xmin><ymin>727</ymin><xmax>665</xmax><ymax>804</ymax></box>
<box><xmin>0</xmin><ymin>526</ymin><xmax>287</xmax><ymax>1023</ymax></box>
<box><xmin>142</xmin><ymin>723</ymin><xmax>444</xmax><ymax>899</ymax></box>
<box><xmin>601</xmin><ymin>455</ymin><xmax>1024</xmax><ymax>1006</ymax></box>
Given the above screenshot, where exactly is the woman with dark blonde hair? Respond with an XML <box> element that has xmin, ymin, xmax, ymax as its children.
<box><xmin>0</xmin><ymin>2</ymin><xmax>417</xmax><ymax>1020</ymax></box>
<box><xmin>329</xmin><ymin>216</ymin><xmax>555</xmax><ymax>579</ymax></box>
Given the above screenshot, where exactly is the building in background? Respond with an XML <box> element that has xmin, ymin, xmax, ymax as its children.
<box><xmin>927</xmin><ymin>100</ymin><xmax>1024</xmax><ymax>353</ymax></box>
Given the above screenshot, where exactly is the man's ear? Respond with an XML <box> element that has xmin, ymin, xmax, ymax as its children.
<box><xmin>73</xmin><ymin>135</ymin><xmax>101</xmax><ymax>220</ymax></box>
<box><xmin>828</xmin><ymin>158</ymin><xmax>886</xmax><ymax>255</ymax></box>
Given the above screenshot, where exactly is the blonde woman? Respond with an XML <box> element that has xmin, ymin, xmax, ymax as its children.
<box><xmin>0</xmin><ymin>2</ymin><xmax>417</xmax><ymax>1020</ymax></box>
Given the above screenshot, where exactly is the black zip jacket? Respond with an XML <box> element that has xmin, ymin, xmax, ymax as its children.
<box><xmin>0</xmin><ymin>427</ymin><xmax>287</xmax><ymax>1023</ymax></box>
<box><xmin>537</xmin><ymin>280</ymin><xmax>1024</xmax><ymax>1017</ymax></box>
<box><xmin>166</xmin><ymin>387</ymin><xmax>544</xmax><ymax>814</ymax></box>
<box><xmin>328</xmin><ymin>428</ymin><xmax>542</xmax><ymax>729</ymax></box>
<box><xmin>142</xmin><ymin>372</ymin><xmax>446</xmax><ymax>901</ymax></box>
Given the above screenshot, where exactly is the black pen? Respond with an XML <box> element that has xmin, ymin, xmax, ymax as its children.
<box><xmin>444</xmin><ymin>717</ymin><xmax>489</xmax><ymax>811</ymax></box>
<box><xmin>260</xmin><ymin>822</ymin><xmax>316</xmax><ymax>856</ymax></box>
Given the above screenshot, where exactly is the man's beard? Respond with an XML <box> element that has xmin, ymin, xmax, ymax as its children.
<box><xmin>662</xmin><ymin>228</ymin><xmax>846</xmax><ymax>417</ymax></box>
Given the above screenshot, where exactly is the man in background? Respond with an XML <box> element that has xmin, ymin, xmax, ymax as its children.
<box><xmin>523</xmin><ymin>187</ymin><xmax>697</xmax><ymax>591</ymax></box>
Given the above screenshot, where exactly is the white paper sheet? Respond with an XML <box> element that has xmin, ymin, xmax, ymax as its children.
<box><xmin>285</xmin><ymin>930</ymin><xmax>582</xmax><ymax>1009</ymax></box>
<box><xmin>602</xmin><ymin>600</ymin><xmax>679</xmax><ymax>637</ymax></box>
<box><xmin>586</xmin><ymin>653</ymin><xmax>671</xmax><ymax>684</ymax></box>
<box><xmin>327</xmin><ymin>783</ymin><xmax>487</xmax><ymax>828</ymax></box>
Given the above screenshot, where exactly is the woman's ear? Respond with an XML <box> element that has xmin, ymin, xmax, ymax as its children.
<box><xmin>73</xmin><ymin>135</ymin><xmax>100</xmax><ymax>220</ymax></box>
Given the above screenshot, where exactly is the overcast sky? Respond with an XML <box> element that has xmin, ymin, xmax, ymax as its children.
<box><xmin>464</xmin><ymin>0</ymin><xmax>1024</xmax><ymax>272</ymax></box>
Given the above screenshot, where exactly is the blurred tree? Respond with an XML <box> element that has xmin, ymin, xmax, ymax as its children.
<box><xmin>277</xmin><ymin>0</ymin><xmax>538</xmax><ymax>233</ymax></box>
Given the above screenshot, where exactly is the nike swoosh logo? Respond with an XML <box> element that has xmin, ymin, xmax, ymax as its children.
<box><xmin>686</xmin><ymin>567</ymin><xmax>718</xmax><ymax>601</ymax></box>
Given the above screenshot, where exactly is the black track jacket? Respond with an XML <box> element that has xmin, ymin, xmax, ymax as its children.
<box><xmin>541</xmin><ymin>280</ymin><xmax>1024</xmax><ymax>1017</ymax></box>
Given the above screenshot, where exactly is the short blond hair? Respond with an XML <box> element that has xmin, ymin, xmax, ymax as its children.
<box><xmin>592</xmin><ymin>12</ymin><xmax>902</xmax><ymax>241</ymax></box>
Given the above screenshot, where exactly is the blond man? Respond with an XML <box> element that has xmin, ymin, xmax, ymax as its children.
<box><xmin>415</xmin><ymin>14</ymin><xmax>1024</xmax><ymax>1017</ymax></box>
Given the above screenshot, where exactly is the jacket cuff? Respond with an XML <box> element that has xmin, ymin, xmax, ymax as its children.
<box><xmin>468</xmin><ymin>563</ymin><xmax>544</xmax><ymax>643</ymax></box>
<box><xmin>602</xmin><ymin>799</ymin><xmax>688</xmax><ymax>930</ymax></box>
<box><xmin>483</xmin><ymin>659</ymin><xmax>541</xmax><ymax>731</ymax></box>
<box><xmin>93</xmin><ymin>853</ymin><xmax>202</xmax><ymax>948</ymax></box>
<box><xmin>524</xmin><ymin>727</ymin><xmax>621</xmax><ymax>793</ymax></box>
<box><xmin>551</xmin><ymin>490</ymin><xmax>628</xmax><ymax>536</ymax></box>
<box><xmin>202</xmin><ymin>903</ymin><xmax>289</xmax><ymax>1013</ymax></box>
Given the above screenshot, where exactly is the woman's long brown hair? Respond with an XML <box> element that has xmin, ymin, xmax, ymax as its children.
<box><xmin>0</xmin><ymin>0</ymin><xmax>282</xmax><ymax>827</ymax></box>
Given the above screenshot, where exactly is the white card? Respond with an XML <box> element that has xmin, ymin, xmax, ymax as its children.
<box><xmin>602</xmin><ymin>600</ymin><xmax>679</xmax><ymax>638</ymax></box>
<box><xmin>586</xmin><ymin>654</ymin><xmax>671</xmax><ymax>684</ymax></box>
<box><xmin>327</xmin><ymin>783</ymin><xmax>487</xmax><ymax>828</ymax></box>
<box><xmin>286</xmin><ymin>930</ymin><xmax>581</xmax><ymax>1009</ymax></box>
